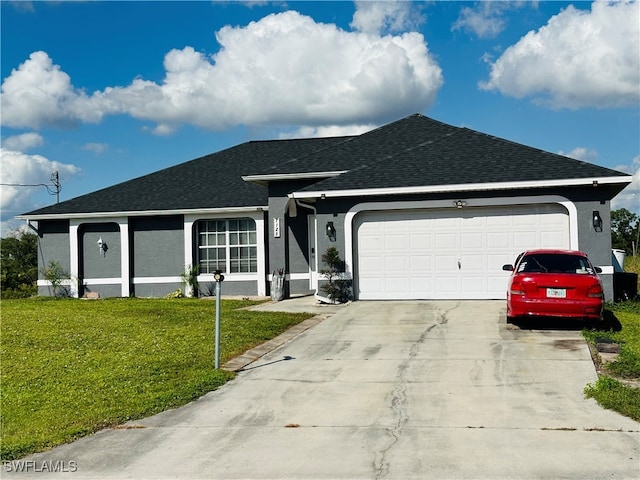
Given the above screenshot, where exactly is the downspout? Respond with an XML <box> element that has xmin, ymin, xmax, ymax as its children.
<box><xmin>294</xmin><ymin>199</ymin><xmax>331</xmax><ymax>303</ymax></box>
<box><xmin>26</xmin><ymin>220</ymin><xmax>39</xmax><ymax>235</ymax></box>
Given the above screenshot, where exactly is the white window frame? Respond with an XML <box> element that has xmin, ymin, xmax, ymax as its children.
<box><xmin>197</xmin><ymin>218</ymin><xmax>258</xmax><ymax>274</ymax></box>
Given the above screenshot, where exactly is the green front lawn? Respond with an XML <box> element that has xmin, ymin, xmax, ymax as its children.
<box><xmin>0</xmin><ymin>298</ymin><xmax>313</xmax><ymax>460</ymax></box>
<box><xmin>583</xmin><ymin>300</ymin><xmax>640</xmax><ymax>421</ymax></box>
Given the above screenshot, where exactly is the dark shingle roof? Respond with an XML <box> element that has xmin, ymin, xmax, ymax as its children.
<box><xmin>245</xmin><ymin>114</ymin><xmax>459</xmax><ymax>176</ymax></box>
<box><xmin>22</xmin><ymin>136</ymin><xmax>348</xmax><ymax>216</ymax></box>
<box><xmin>296</xmin><ymin>123</ymin><xmax>628</xmax><ymax>192</ymax></box>
<box><xmin>22</xmin><ymin>113</ymin><xmax>630</xmax><ymax>217</ymax></box>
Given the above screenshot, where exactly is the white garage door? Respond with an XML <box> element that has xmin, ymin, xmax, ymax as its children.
<box><xmin>355</xmin><ymin>204</ymin><xmax>570</xmax><ymax>300</ymax></box>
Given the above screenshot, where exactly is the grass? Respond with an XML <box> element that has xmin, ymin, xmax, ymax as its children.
<box><xmin>583</xmin><ymin>255</ymin><xmax>640</xmax><ymax>421</ymax></box>
<box><xmin>0</xmin><ymin>297</ymin><xmax>314</xmax><ymax>460</ymax></box>
<box><xmin>624</xmin><ymin>254</ymin><xmax>640</xmax><ymax>292</ymax></box>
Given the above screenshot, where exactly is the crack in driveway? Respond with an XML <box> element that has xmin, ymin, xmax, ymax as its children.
<box><xmin>373</xmin><ymin>302</ymin><xmax>458</xmax><ymax>479</ymax></box>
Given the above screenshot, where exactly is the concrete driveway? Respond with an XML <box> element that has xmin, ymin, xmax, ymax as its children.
<box><xmin>6</xmin><ymin>300</ymin><xmax>639</xmax><ymax>479</ymax></box>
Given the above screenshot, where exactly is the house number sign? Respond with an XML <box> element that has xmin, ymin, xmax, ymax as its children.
<box><xmin>273</xmin><ymin>217</ymin><xmax>281</xmax><ymax>238</ymax></box>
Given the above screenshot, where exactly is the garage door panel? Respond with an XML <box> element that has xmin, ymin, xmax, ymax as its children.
<box><xmin>513</xmin><ymin>231</ymin><xmax>538</xmax><ymax>250</ymax></box>
<box><xmin>436</xmin><ymin>233</ymin><xmax>458</xmax><ymax>249</ymax></box>
<box><xmin>463</xmin><ymin>254</ymin><xmax>484</xmax><ymax>271</ymax></box>
<box><xmin>409</xmin><ymin>234</ymin><xmax>433</xmax><ymax>249</ymax></box>
<box><xmin>385</xmin><ymin>256</ymin><xmax>407</xmax><ymax>275</ymax></box>
<box><xmin>486</xmin><ymin>215</ymin><xmax>510</xmax><ymax>227</ymax></box>
<box><xmin>461</xmin><ymin>276</ymin><xmax>485</xmax><ymax>296</ymax></box>
<box><xmin>461</xmin><ymin>233</ymin><xmax>483</xmax><ymax>249</ymax></box>
<box><xmin>487</xmin><ymin>275</ymin><xmax>509</xmax><ymax>294</ymax></box>
<box><xmin>487</xmin><ymin>232</ymin><xmax>510</xmax><ymax>249</ymax></box>
<box><xmin>385</xmin><ymin>278</ymin><xmax>409</xmax><ymax>293</ymax></box>
<box><xmin>435</xmin><ymin>255</ymin><xmax>458</xmax><ymax>272</ymax></box>
<box><xmin>384</xmin><ymin>234</ymin><xmax>407</xmax><ymax>251</ymax></box>
<box><xmin>410</xmin><ymin>255</ymin><xmax>432</xmax><ymax>272</ymax></box>
<box><xmin>488</xmin><ymin>253</ymin><xmax>514</xmax><ymax>268</ymax></box>
<box><xmin>355</xmin><ymin>204</ymin><xmax>569</xmax><ymax>300</ymax></box>
<box><xmin>512</xmin><ymin>215</ymin><xmax>537</xmax><ymax>226</ymax></box>
<box><xmin>411</xmin><ymin>277</ymin><xmax>433</xmax><ymax>294</ymax></box>
<box><xmin>435</xmin><ymin>277</ymin><xmax>458</xmax><ymax>294</ymax></box>
<box><xmin>540</xmin><ymin>231</ymin><xmax>566</xmax><ymax>247</ymax></box>
<box><xmin>359</xmin><ymin>254</ymin><xmax>384</xmax><ymax>276</ymax></box>
<box><xmin>358</xmin><ymin>236</ymin><xmax>382</xmax><ymax>252</ymax></box>
<box><xmin>435</xmin><ymin>217</ymin><xmax>458</xmax><ymax>228</ymax></box>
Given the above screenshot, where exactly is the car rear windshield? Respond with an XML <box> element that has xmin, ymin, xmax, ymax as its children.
<box><xmin>517</xmin><ymin>254</ymin><xmax>596</xmax><ymax>274</ymax></box>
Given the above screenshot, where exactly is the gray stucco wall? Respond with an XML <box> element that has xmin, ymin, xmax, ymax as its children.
<box><xmin>267</xmin><ymin>196</ymin><xmax>289</xmax><ymax>275</ymax></box>
<box><xmin>132</xmin><ymin>216</ymin><xmax>184</xmax><ymax>277</ymax></box>
<box><xmin>80</xmin><ymin>223</ymin><xmax>121</xmax><ymax>279</ymax></box>
<box><xmin>37</xmin><ymin>220</ymin><xmax>70</xmax><ymax>296</ymax></box>
<box><xmin>574</xmin><ymin>200</ymin><xmax>614</xmax><ymax>300</ymax></box>
<box><xmin>133</xmin><ymin>282</ymin><xmax>184</xmax><ymax>298</ymax></box>
<box><xmin>198</xmin><ymin>280</ymin><xmax>260</xmax><ymax>297</ymax></box>
<box><xmin>79</xmin><ymin>222</ymin><xmax>121</xmax><ymax>298</ymax></box>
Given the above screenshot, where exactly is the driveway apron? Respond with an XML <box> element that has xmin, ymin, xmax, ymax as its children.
<box><xmin>7</xmin><ymin>300</ymin><xmax>639</xmax><ymax>479</ymax></box>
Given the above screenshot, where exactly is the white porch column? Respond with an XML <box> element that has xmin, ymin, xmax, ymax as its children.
<box><xmin>119</xmin><ymin>220</ymin><xmax>130</xmax><ymax>297</ymax></box>
<box><xmin>184</xmin><ymin>216</ymin><xmax>195</xmax><ymax>297</ymax></box>
<box><xmin>255</xmin><ymin>214</ymin><xmax>266</xmax><ymax>296</ymax></box>
<box><xmin>69</xmin><ymin>221</ymin><xmax>80</xmax><ymax>298</ymax></box>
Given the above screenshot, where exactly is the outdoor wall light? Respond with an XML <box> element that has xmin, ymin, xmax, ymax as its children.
<box><xmin>454</xmin><ymin>200</ymin><xmax>467</xmax><ymax>209</ymax></box>
<box><xmin>592</xmin><ymin>211</ymin><xmax>603</xmax><ymax>232</ymax></box>
<box><xmin>97</xmin><ymin>237</ymin><xmax>108</xmax><ymax>256</ymax></box>
<box><xmin>326</xmin><ymin>221</ymin><xmax>337</xmax><ymax>241</ymax></box>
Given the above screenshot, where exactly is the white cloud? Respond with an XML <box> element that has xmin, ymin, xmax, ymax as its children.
<box><xmin>8</xmin><ymin>1</ymin><xmax>35</xmax><ymax>13</ymax></box>
<box><xmin>351</xmin><ymin>0</ymin><xmax>423</xmax><ymax>35</ymax></box>
<box><xmin>82</xmin><ymin>142</ymin><xmax>108</xmax><ymax>155</ymax></box>
<box><xmin>480</xmin><ymin>1</ymin><xmax>640</xmax><ymax>109</ymax></box>
<box><xmin>0</xmin><ymin>11</ymin><xmax>443</xmax><ymax>132</ymax></box>
<box><xmin>279</xmin><ymin>123</ymin><xmax>377</xmax><ymax>139</ymax></box>
<box><xmin>0</xmin><ymin>51</ymin><xmax>107</xmax><ymax>128</ymax></box>
<box><xmin>557</xmin><ymin>147</ymin><xmax>598</xmax><ymax>163</ymax></box>
<box><xmin>452</xmin><ymin>3</ymin><xmax>507</xmax><ymax>39</ymax></box>
<box><xmin>0</xmin><ymin>148</ymin><xmax>80</xmax><ymax>221</ymax></box>
<box><xmin>2</xmin><ymin>132</ymin><xmax>44</xmax><ymax>151</ymax></box>
<box><xmin>611</xmin><ymin>155</ymin><xmax>640</xmax><ymax>215</ymax></box>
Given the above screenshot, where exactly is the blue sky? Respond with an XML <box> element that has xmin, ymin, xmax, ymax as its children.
<box><xmin>1</xmin><ymin>0</ymin><xmax>638</xmax><ymax>233</ymax></box>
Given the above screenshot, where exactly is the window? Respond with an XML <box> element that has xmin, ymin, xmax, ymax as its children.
<box><xmin>198</xmin><ymin>219</ymin><xmax>257</xmax><ymax>274</ymax></box>
<box><xmin>518</xmin><ymin>254</ymin><xmax>595</xmax><ymax>274</ymax></box>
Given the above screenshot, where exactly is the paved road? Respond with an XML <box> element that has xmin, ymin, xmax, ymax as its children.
<box><xmin>6</xmin><ymin>300</ymin><xmax>639</xmax><ymax>479</ymax></box>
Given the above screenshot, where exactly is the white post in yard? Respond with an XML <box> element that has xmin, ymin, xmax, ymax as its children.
<box><xmin>213</xmin><ymin>270</ymin><xmax>224</xmax><ymax>369</ymax></box>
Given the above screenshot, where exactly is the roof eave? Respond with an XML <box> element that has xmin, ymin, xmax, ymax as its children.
<box><xmin>17</xmin><ymin>205</ymin><xmax>268</xmax><ymax>221</ymax></box>
<box><xmin>242</xmin><ymin>170</ymin><xmax>348</xmax><ymax>186</ymax></box>
<box><xmin>288</xmin><ymin>176</ymin><xmax>633</xmax><ymax>200</ymax></box>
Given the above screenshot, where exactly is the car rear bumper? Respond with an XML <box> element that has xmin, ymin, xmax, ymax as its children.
<box><xmin>507</xmin><ymin>297</ymin><xmax>603</xmax><ymax>320</ymax></box>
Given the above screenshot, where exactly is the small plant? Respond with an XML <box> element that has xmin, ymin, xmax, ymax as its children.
<box><xmin>181</xmin><ymin>264</ymin><xmax>200</xmax><ymax>297</ymax></box>
<box><xmin>41</xmin><ymin>261</ymin><xmax>70</xmax><ymax>297</ymax></box>
<box><xmin>164</xmin><ymin>289</ymin><xmax>184</xmax><ymax>299</ymax></box>
<box><xmin>319</xmin><ymin>247</ymin><xmax>352</xmax><ymax>303</ymax></box>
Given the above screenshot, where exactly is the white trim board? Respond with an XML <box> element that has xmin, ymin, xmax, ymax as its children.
<box><xmin>291</xmin><ymin>176</ymin><xmax>632</xmax><ymax>200</ymax></box>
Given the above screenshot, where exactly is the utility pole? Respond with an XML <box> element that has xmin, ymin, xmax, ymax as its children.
<box><xmin>51</xmin><ymin>171</ymin><xmax>60</xmax><ymax>203</ymax></box>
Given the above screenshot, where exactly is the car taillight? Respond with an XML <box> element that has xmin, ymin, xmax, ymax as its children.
<box><xmin>587</xmin><ymin>284</ymin><xmax>604</xmax><ymax>298</ymax></box>
<box><xmin>510</xmin><ymin>281</ymin><xmax>525</xmax><ymax>295</ymax></box>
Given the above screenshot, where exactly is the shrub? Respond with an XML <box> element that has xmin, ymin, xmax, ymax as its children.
<box><xmin>41</xmin><ymin>261</ymin><xmax>70</xmax><ymax>297</ymax></box>
<box><xmin>320</xmin><ymin>247</ymin><xmax>352</xmax><ymax>303</ymax></box>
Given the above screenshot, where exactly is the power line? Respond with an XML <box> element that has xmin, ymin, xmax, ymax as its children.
<box><xmin>1</xmin><ymin>171</ymin><xmax>61</xmax><ymax>203</ymax></box>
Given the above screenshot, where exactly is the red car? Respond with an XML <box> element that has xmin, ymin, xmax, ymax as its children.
<box><xmin>502</xmin><ymin>249</ymin><xmax>604</xmax><ymax>322</ymax></box>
